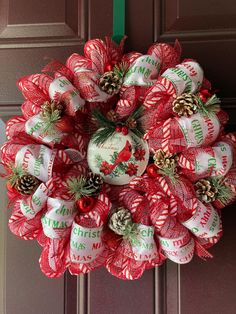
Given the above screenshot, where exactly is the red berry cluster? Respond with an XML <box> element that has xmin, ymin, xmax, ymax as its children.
<box><xmin>115</xmin><ymin>124</ymin><xmax>129</xmax><ymax>135</ymax></box>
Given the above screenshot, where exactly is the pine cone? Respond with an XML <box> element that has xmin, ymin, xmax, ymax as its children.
<box><xmin>41</xmin><ymin>101</ymin><xmax>64</xmax><ymax>118</ymax></box>
<box><xmin>106</xmin><ymin>110</ymin><xmax>119</xmax><ymax>122</ymax></box>
<box><xmin>153</xmin><ymin>149</ymin><xmax>178</xmax><ymax>169</ymax></box>
<box><xmin>15</xmin><ymin>175</ymin><xmax>40</xmax><ymax>195</ymax></box>
<box><xmin>126</xmin><ymin>118</ymin><xmax>137</xmax><ymax>129</ymax></box>
<box><xmin>109</xmin><ymin>208</ymin><xmax>132</xmax><ymax>235</ymax></box>
<box><xmin>99</xmin><ymin>71</ymin><xmax>122</xmax><ymax>95</ymax></box>
<box><xmin>84</xmin><ymin>172</ymin><xmax>104</xmax><ymax>195</ymax></box>
<box><xmin>195</xmin><ymin>179</ymin><xmax>218</xmax><ymax>203</ymax></box>
<box><xmin>172</xmin><ymin>93</ymin><xmax>198</xmax><ymax>117</ymax></box>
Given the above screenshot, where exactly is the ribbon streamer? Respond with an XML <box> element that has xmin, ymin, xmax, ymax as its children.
<box><xmin>112</xmin><ymin>0</ymin><xmax>125</xmax><ymax>44</ymax></box>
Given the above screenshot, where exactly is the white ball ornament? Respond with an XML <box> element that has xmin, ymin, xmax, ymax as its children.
<box><xmin>87</xmin><ymin>129</ymin><xmax>149</xmax><ymax>185</ymax></box>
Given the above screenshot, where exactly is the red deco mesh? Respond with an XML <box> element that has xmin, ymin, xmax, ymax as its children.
<box><xmin>105</xmin><ymin>182</ymin><xmax>166</xmax><ymax>280</ymax></box>
<box><xmin>142</xmin><ymin>77</ymin><xmax>176</xmax><ymax>128</ymax></box>
<box><xmin>40</xmin><ymin>193</ymin><xmax>111</xmax><ymax>278</ymax></box>
<box><xmin>157</xmin><ymin>175</ymin><xmax>197</xmax><ymax>222</ymax></box>
<box><xmin>179</xmin><ymin>134</ymin><xmax>236</xmax><ymax>181</ymax></box>
<box><xmin>147</xmin><ymin>40</ymin><xmax>181</xmax><ymax>74</ymax></box>
<box><xmin>67</xmin><ymin>193</ymin><xmax>111</xmax><ymax>276</ymax></box>
<box><xmin>146</xmin><ymin>110</ymin><xmax>228</xmax><ymax>154</ymax></box>
<box><xmin>39</xmin><ymin>174</ymin><xmax>110</xmax><ymax>278</ymax></box>
<box><xmin>5</xmin><ymin>112</ymin><xmax>88</xmax><ymax>151</ymax></box>
<box><xmin>8</xmin><ymin>178</ymin><xmax>57</xmax><ymax>241</ymax></box>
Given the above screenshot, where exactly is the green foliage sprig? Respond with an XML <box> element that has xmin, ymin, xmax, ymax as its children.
<box><xmin>40</xmin><ymin>110</ymin><xmax>61</xmax><ymax>136</ymax></box>
<box><xmin>210</xmin><ymin>176</ymin><xmax>233</xmax><ymax>205</ymax></box>
<box><xmin>66</xmin><ymin>176</ymin><xmax>97</xmax><ymax>201</ymax></box>
<box><xmin>92</xmin><ymin>106</ymin><xmax>145</xmax><ymax>145</ymax></box>
<box><xmin>7</xmin><ymin>163</ymin><xmax>26</xmax><ymax>186</ymax></box>
<box><xmin>197</xmin><ymin>94</ymin><xmax>221</xmax><ymax>117</ymax></box>
<box><xmin>122</xmin><ymin>223</ymin><xmax>142</xmax><ymax>247</ymax></box>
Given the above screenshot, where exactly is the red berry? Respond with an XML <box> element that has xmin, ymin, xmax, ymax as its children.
<box><xmin>76</xmin><ymin>196</ymin><xmax>95</xmax><ymax>213</ymax></box>
<box><xmin>104</xmin><ymin>64</ymin><xmax>113</xmax><ymax>72</ymax></box>
<box><xmin>121</xmin><ymin>126</ymin><xmax>129</xmax><ymax>135</ymax></box>
<box><xmin>115</xmin><ymin>125</ymin><xmax>122</xmax><ymax>133</ymax></box>
<box><xmin>55</xmin><ymin>116</ymin><xmax>74</xmax><ymax>133</ymax></box>
<box><xmin>146</xmin><ymin>164</ymin><xmax>159</xmax><ymax>178</ymax></box>
<box><xmin>199</xmin><ymin>89</ymin><xmax>212</xmax><ymax>103</ymax></box>
<box><xmin>199</xmin><ymin>93</ymin><xmax>207</xmax><ymax>103</ymax></box>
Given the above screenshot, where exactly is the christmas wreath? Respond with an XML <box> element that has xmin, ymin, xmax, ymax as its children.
<box><xmin>1</xmin><ymin>37</ymin><xmax>236</xmax><ymax>280</ymax></box>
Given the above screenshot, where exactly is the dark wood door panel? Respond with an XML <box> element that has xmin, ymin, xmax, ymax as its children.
<box><xmin>165</xmin><ymin>206</ymin><xmax>236</xmax><ymax>314</ymax></box>
<box><xmin>90</xmin><ymin>268</ymin><xmax>156</xmax><ymax>314</ymax></box>
<box><xmin>152</xmin><ymin>0</ymin><xmax>236</xmax><ymax>313</ymax></box>
<box><xmin>154</xmin><ymin>0</ymin><xmax>236</xmax><ymax>98</ymax></box>
<box><xmin>163</xmin><ymin>0</ymin><xmax>236</xmax><ymax>34</ymax></box>
<box><xmin>1</xmin><ymin>0</ymin><xmax>236</xmax><ymax>313</ymax></box>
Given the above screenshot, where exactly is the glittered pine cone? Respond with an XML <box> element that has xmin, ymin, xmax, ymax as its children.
<box><xmin>195</xmin><ymin>179</ymin><xmax>218</xmax><ymax>203</ymax></box>
<box><xmin>41</xmin><ymin>101</ymin><xmax>64</xmax><ymax>117</ymax></box>
<box><xmin>84</xmin><ymin>172</ymin><xmax>104</xmax><ymax>195</ymax></box>
<box><xmin>99</xmin><ymin>71</ymin><xmax>122</xmax><ymax>95</ymax></box>
<box><xmin>172</xmin><ymin>93</ymin><xmax>198</xmax><ymax>117</ymax></box>
<box><xmin>109</xmin><ymin>208</ymin><xmax>132</xmax><ymax>236</ymax></box>
<box><xmin>153</xmin><ymin>149</ymin><xmax>178</xmax><ymax>169</ymax></box>
<box><xmin>15</xmin><ymin>174</ymin><xmax>40</xmax><ymax>195</ymax></box>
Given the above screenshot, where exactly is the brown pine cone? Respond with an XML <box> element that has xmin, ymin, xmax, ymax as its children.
<box><xmin>41</xmin><ymin>101</ymin><xmax>64</xmax><ymax>118</ymax></box>
<box><xmin>15</xmin><ymin>175</ymin><xmax>40</xmax><ymax>195</ymax></box>
<box><xmin>126</xmin><ymin>118</ymin><xmax>137</xmax><ymax>129</ymax></box>
<box><xmin>172</xmin><ymin>93</ymin><xmax>198</xmax><ymax>117</ymax></box>
<box><xmin>195</xmin><ymin>179</ymin><xmax>218</xmax><ymax>203</ymax></box>
<box><xmin>99</xmin><ymin>71</ymin><xmax>122</xmax><ymax>95</ymax></box>
<box><xmin>84</xmin><ymin>172</ymin><xmax>104</xmax><ymax>195</ymax></box>
<box><xmin>153</xmin><ymin>149</ymin><xmax>178</xmax><ymax>169</ymax></box>
<box><xmin>106</xmin><ymin>110</ymin><xmax>119</xmax><ymax>122</ymax></box>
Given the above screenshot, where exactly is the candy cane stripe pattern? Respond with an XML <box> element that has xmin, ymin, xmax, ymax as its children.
<box><xmin>0</xmin><ymin>35</ymin><xmax>235</xmax><ymax>281</ymax></box>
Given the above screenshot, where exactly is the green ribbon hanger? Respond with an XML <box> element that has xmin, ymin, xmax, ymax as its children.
<box><xmin>112</xmin><ymin>0</ymin><xmax>125</xmax><ymax>44</ymax></box>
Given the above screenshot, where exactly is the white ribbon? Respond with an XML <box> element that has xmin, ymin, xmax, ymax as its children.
<box><xmin>41</xmin><ymin>198</ymin><xmax>76</xmax><ymax>239</ymax></box>
<box><xmin>161</xmin><ymin>61</ymin><xmax>203</xmax><ymax>95</ymax></box>
<box><xmin>70</xmin><ymin>223</ymin><xmax>104</xmax><ymax>264</ymax></box>
<box><xmin>124</xmin><ymin>55</ymin><xmax>161</xmax><ymax>86</ymax></box>
<box><xmin>177</xmin><ymin>112</ymin><xmax>220</xmax><ymax>148</ymax></box>
<box><xmin>158</xmin><ymin>235</ymin><xmax>195</xmax><ymax>264</ymax></box>
<box><xmin>15</xmin><ymin>144</ymin><xmax>57</xmax><ymax>182</ymax></box>
<box><xmin>122</xmin><ymin>225</ymin><xmax>158</xmax><ymax>261</ymax></box>
<box><xmin>195</xmin><ymin>141</ymin><xmax>233</xmax><ymax>175</ymax></box>
<box><xmin>131</xmin><ymin>225</ymin><xmax>158</xmax><ymax>261</ymax></box>
<box><xmin>25</xmin><ymin>113</ymin><xmax>63</xmax><ymax>144</ymax></box>
<box><xmin>182</xmin><ymin>201</ymin><xmax>221</xmax><ymax>238</ymax></box>
<box><xmin>20</xmin><ymin>182</ymin><xmax>49</xmax><ymax>219</ymax></box>
<box><xmin>49</xmin><ymin>76</ymin><xmax>85</xmax><ymax>112</ymax></box>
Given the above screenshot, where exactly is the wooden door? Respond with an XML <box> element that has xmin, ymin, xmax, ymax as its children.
<box><xmin>1</xmin><ymin>1</ymin><xmax>236</xmax><ymax>314</ymax></box>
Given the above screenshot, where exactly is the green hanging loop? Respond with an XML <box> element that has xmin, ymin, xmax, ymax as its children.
<box><xmin>112</xmin><ymin>0</ymin><xmax>125</xmax><ymax>44</ymax></box>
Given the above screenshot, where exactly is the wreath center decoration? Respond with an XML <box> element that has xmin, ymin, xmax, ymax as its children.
<box><xmin>1</xmin><ymin>36</ymin><xmax>235</xmax><ymax>280</ymax></box>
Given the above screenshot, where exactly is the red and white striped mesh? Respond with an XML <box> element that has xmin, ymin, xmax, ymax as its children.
<box><xmin>145</xmin><ymin>110</ymin><xmax>228</xmax><ymax>154</ymax></box>
<box><xmin>105</xmin><ymin>182</ymin><xmax>167</xmax><ymax>280</ymax></box>
<box><xmin>212</xmin><ymin>167</ymin><xmax>236</xmax><ymax>209</ymax></box>
<box><xmin>8</xmin><ymin>178</ymin><xmax>56</xmax><ymax>240</ymax></box>
<box><xmin>1</xmin><ymin>141</ymin><xmax>84</xmax><ymax>180</ymax></box>
<box><xmin>67</xmin><ymin>193</ymin><xmax>111</xmax><ymax>275</ymax></box>
<box><xmin>147</xmin><ymin>40</ymin><xmax>181</xmax><ymax>74</ymax></box>
<box><xmin>1</xmin><ymin>35</ymin><xmax>235</xmax><ymax>280</ymax></box>
<box><xmin>17</xmin><ymin>75</ymin><xmax>50</xmax><ymax>106</ymax></box>
<box><xmin>142</xmin><ymin>78</ymin><xmax>176</xmax><ymax>128</ymax></box>
<box><xmin>157</xmin><ymin>175</ymin><xmax>198</xmax><ymax>221</ymax></box>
